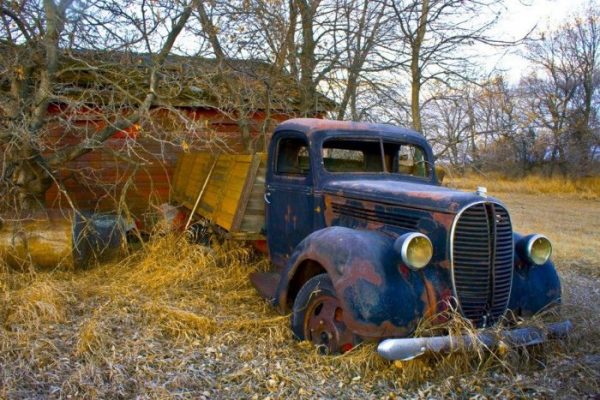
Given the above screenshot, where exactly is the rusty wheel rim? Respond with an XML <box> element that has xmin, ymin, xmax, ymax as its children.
<box><xmin>303</xmin><ymin>293</ymin><xmax>354</xmax><ymax>354</ymax></box>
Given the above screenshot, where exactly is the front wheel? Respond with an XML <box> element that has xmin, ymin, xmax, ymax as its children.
<box><xmin>291</xmin><ymin>274</ymin><xmax>357</xmax><ymax>354</ymax></box>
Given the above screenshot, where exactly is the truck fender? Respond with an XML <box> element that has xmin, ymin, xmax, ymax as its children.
<box><xmin>274</xmin><ymin>226</ymin><xmax>430</xmax><ymax>339</ymax></box>
<box><xmin>508</xmin><ymin>233</ymin><xmax>562</xmax><ymax>317</ymax></box>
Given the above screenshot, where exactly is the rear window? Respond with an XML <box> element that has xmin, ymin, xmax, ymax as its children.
<box><xmin>322</xmin><ymin>140</ymin><xmax>383</xmax><ymax>172</ymax></box>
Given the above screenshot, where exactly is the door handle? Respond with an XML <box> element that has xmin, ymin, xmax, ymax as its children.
<box><xmin>264</xmin><ymin>192</ymin><xmax>271</xmax><ymax>204</ymax></box>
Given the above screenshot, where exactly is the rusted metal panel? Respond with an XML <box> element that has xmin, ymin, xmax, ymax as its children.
<box><xmin>508</xmin><ymin>233</ymin><xmax>562</xmax><ymax>317</ymax></box>
<box><xmin>274</xmin><ymin>227</ymin><xmax>428</xmax><ymax>339</ymax></box>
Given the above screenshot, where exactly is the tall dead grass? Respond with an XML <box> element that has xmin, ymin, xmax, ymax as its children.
<box><xmin>0</xmin><ymin>232</ymin><xmax>598</xmax><ymax>398</ymax></box>
<box><xmin>1</xmin><ymin>269</ymin><xmax>73</xmax><ymax>332</ymax></box>
<box><xmin>446</xmin><ymin>173</ymin><xmax>600</xmax><ymax>199</ymax></box>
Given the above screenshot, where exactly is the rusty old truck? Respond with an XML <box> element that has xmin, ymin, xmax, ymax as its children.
<box><xmin>172</xmin><ymin>118</ymin><xmax>572</xmax><ymax>360</ymax></box>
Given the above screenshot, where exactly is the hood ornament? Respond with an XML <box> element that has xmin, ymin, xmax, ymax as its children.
<box><xmin>476</xmin><ymin>186</ymin><xmax>488</xmax><ymax>198</ymax></box>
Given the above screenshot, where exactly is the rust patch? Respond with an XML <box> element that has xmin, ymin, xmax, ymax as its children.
<box><xmin>337</xmin><ymin>259</ymin><xmax>383</xmax><ymax>287</ymax></box>
<box><xmin>433</xmin><ymin>212</ymin><xmax>455</xmax><ymax>229</ymax></box>
<box><xmin>421</xmin><ymin>278</ymin><xmax>438</xmax><ymax>319</ymax></box>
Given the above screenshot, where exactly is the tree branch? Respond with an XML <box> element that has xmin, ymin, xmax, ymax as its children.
<box><xmin>46</xmin><ymin>0</ymin><xmax>197</xmax><ymax>167</ymax></box>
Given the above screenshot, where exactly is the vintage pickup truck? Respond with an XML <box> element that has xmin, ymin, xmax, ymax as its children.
<box><xmin>172</xmin><ymin>118</ymin><xmax>572</xmax><ymax>360</ymax></box>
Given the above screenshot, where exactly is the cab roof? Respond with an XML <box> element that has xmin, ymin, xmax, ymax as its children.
<box><xmin>274</xmin><ymin>118</ymin><xmax>427</xmax><ymax>145</ymax></box>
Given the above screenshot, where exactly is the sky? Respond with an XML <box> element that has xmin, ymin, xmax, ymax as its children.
<box><xmin>482</xmin><ymin>0</ymin><xmax>592</xmax><ymax>82</ymax></box>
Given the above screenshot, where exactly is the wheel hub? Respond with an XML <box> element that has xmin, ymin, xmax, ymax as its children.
<box><xmin>304</xmin><ymin>294</ymin><xmax>355</xmax><ymax>354</ymax></box>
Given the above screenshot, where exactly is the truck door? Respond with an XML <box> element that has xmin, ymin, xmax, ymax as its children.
<box><xmin>265</xmin><ymin>133</ymin><xmax>314</xmax><ymax>268</ymax></box>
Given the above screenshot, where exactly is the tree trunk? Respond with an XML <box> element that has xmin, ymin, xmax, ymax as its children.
<box><xmin>409</xmin><ymin>0</ymin><xmax>429</xmax><ymax>133</ymax></box>
<box><xmin>5</xmin><ymin>145</ymin><xmax>52</xmax><ymax>210</ymax></box>
<box><xmin>296</xmin><ymin>0</ymin><xmax>318</xmax><ymax>116</ymax></box>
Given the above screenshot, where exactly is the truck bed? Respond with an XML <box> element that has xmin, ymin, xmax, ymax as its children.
<box><xmin>172</xmin><ymin>152</ymin><xmax>267</xmax><ymax>239</ymax></box>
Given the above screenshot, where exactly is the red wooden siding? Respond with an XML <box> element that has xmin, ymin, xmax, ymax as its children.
<box><xmin>43</xmin><ymin>106</ymin><xmax>293</xmax><ymax>223</ymax></box>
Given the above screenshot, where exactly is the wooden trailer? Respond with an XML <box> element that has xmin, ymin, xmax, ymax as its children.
<box><xmin>171</xmin><ymin>152</ymin><xmax>267</xmax><ymax>240</ymax></box>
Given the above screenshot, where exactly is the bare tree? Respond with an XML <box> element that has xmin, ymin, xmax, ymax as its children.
<box><xmin>523</xmin><ymin>3</ymin><xmax>599</xmax><ymax>176</ymax></box>
<box><xmin>390</xmin><ymin>0</ymin><xmax>515</xmax><ymax>133</ymax></box>
<box><xmin>0</xmin><ymin>0</ymin><xmax>200</xmax><ymax>211</ymax></box>
<box><xmin>332</xmin><ymin>0</ymin><xmax>392</xmax><ymax>120</ymax></box>
<box><xmin>423</xmin><ymin>88</ymin><xmax>469</xmax><ymax>169</ymax></box>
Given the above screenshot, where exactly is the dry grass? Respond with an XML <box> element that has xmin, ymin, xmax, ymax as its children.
<box><xmin>501</xmin><ymin>193</ymin><xmax>600</xmax><ymax>279</ymax></box>
<box><xmin>446</xmin><ymin>173</ymin><xmax>600</xmax><ymax>200</ymax></box>
<box><xmin>0</xmin><ymin>189</ymin><xmax>599</xmax><ymax>398</ymax></box>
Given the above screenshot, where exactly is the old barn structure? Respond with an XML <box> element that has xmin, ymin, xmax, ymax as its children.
<box><xmin>21</xmin><ymin>52</ymin><xmax>333</xmax><ymax>225</ymax></box>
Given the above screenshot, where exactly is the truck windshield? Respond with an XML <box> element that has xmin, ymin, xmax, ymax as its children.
<box><xmin>322</xmin><ymin>138</ymin><xmax>431</xmax><ymax>178</ymax></box>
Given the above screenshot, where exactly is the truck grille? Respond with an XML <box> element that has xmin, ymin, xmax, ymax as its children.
<box><xmin>451</xmin><ymin>202</ymin><xmax>513</xmax><ymax>327</ymax></box>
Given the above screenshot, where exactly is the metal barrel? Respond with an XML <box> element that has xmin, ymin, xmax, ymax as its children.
<box><xmin>72</xmin><ymin>212</ymin><xmax>127</xmax><ymax>268</ymax></box>
<box><xmin>0</xmin><ymin>210</ymin><xmax>126</xmax><ymax>269</ymax></box>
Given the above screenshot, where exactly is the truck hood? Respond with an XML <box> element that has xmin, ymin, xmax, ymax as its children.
<box><xmin>322</xmin><ymin>179</ymin><xmax>493</xmax><ymax>214</ymax></box>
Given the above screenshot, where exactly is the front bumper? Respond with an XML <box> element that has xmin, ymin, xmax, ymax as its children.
<box><xmin>377</xmin><ymin>320</ymin><xmax>573</xmax><ymax>361</ymax></box>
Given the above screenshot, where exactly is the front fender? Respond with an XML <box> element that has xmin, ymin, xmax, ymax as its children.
<box><xmin>508</xmin><ymin>233</ymin><xmax>562</xmax><ymax>317</ymax></box>
<box><xmin>274</xmin><ymin>226</ymin><xmax>430</xmax><ymax>339</ymax></box>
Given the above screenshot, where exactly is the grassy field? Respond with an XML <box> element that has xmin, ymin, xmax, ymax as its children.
<box><xmin>447</xmin><ymin>173</ymin><xmax>600</xmax><ymax>200</ymax></box>
<box><xmin>1</xmin><ymin>186</ymin><xmax>599</xmax><ymax>399</ymax></box>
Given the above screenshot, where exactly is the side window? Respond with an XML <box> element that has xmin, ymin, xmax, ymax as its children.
<box><xmin>397</xmin><ymin>145</ymin><xmax>430</xmax><ymax>178</ymax></box>
<box><xmin>276</xmin><ymin>137</ymin><xmax>310</xmax><ymax>176</ymax></box>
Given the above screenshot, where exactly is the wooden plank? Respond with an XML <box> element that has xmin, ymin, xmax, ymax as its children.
<box><xmin>243</xmin><ymin>207</ymin><xmax>265</xmax><ymax>216</ymax></box>
<box><xmin>237</xmin><ymin>155</ymin><xmax>266</xmax><ymax>233</ymax></box>
<box><xmin>173</xmin><ymin>155</ymin><xmax>189</xmax><ymax>183</ymax></box>
<box><xmin>215</xmin><ymin>210</ymin><xmax>235</xmax><ymax>229</ymax></box>
<box><xmin>228</xmin><ymin>158</ymin><xmax>248</xmax><ymax>228</ymax></box>
<box><xmin>221</xmin><ymin>196</ymin><xmax>241</xmax><ymax>215</ymax></box>
<box><xmin>245</xmin><ymin>197</ymin><xmax>265</xmax><ymax>212</ymax></box>
<box><xmin>216</xmin><ymin>157</ymin><xmax>238</xmax><ymax>231</ymax></box>
<box><xmin>171</xmin><ymin>153</ymin><xmax>184</xmax><ymax>195</ymax></box>
<box><xmin>231</xmin><ymin>153</ymin><xmax>261</xmax><ymax>232</ymax></box>
<box><xmin>175</xmin><ymin>152</ymin><xmax>214</xmax><ymax>207</ymax></box>
<box><xmin>183</xmin><ymin>154</ymin><xmax>213</xmax><ymax>203</ymax></box>
<box><xmin>225</xmin><ymin>232</ymin><xmax>266</xmax><ymax>241</ymax></box>
<box><xmin>239</xmin><ymin>214</ymin><xmax>265</xmax><ymax>233</ymax></box>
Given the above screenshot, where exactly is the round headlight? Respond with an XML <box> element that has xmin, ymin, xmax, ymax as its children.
<box><xmin>526</xmin><ymin>234</ymin><xmax>552</xmax><ymax>265</ymax></box>
<box><xmin>394</xmin><ymin>232</ymin><xmax>433</xmax><ymax>270</ymax></box>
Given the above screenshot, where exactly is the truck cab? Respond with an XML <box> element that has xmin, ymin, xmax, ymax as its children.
<box><xmin>265</xmin><ymin>119</ymin><xmax>437</xmax><ymax>267</ymax></box>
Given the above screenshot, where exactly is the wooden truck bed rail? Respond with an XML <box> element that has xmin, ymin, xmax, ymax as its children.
<box><xmin>172</xmin><ymin>152</ymin><xmax>267</xmax><ymax>239</ymax></box>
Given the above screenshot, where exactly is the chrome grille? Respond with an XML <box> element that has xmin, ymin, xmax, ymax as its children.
<box><xmin>451</xmin><ymin>202</ymin><xmax>513</xmax><ymax>327</ymax></box>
